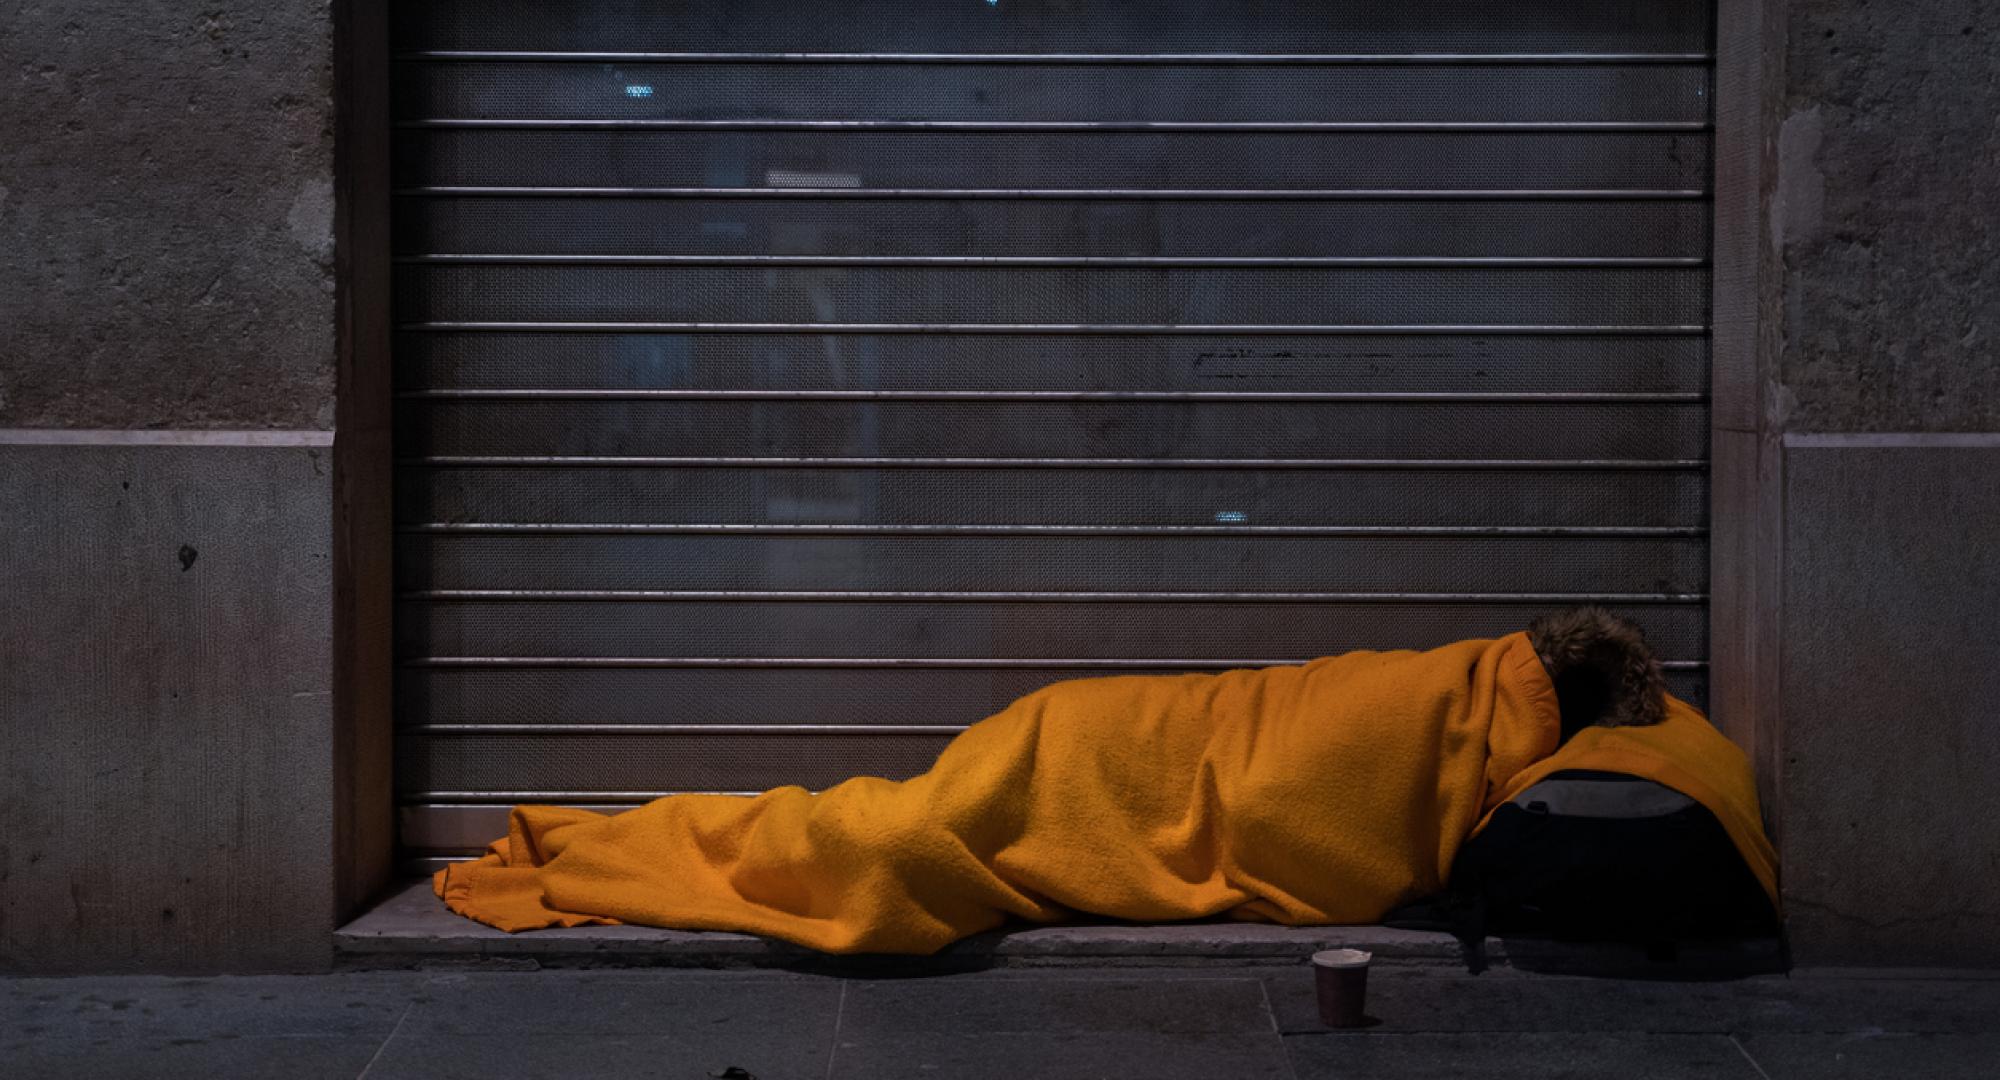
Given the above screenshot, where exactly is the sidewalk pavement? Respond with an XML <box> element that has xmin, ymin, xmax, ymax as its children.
<box><xmin>6</xmin><ymin>963</ymin><xmax>1999</xmax><ymax>1079</ymax></box>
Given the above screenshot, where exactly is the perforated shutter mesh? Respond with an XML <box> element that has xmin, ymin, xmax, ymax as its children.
<box><xmin>389</xmin><ymin>0</ymin><xmax>1714</xmax><ymax>866</ymax></box>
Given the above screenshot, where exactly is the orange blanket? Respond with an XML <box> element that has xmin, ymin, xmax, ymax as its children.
<box><xmin>435</xmin><ymin>632</ymin><xmax>1775</xmax><ymax>953</ymax></box>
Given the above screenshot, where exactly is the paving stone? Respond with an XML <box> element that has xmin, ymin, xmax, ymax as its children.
<box><xmin>1261</xmin><ymin>968</ymin><xmax>1738</xmax><ymax>1034</ymax></box>
<box><xmin>1285</xmin><ymin>1032</ymin><xmax>1765</xmax><ymax>1080</ymax></box>
<box><xmin>4</xmin><ymin>967</ymin><xmax>1998</xmax><ymax>1080</ymax></box>
<box><xmin>0</xmin><ymin>975</ymin><xmax>416</xmax><ymax>1041</ymax></box>
<box><xmin>840</xmin><ymin>974</ymin><xmax>1274</xmax><ymax>1035</ymax></box>
<box><xmin>1737</xmin><ymin>1033</ymin><xmax>2000</xmax><ymax>1080</ymax></box>
<box><xmin>0</xmin><ymin>1034</ymin><xmax>384</xmax><ymax>1080</ymax></box>
<box><xmin>398</xmin><ymin>970</ymin><xmax>842</xmax><ymax>1039</ymax></box>
<box><xmin>367</xmin><ymin>1031</ymin><xmax>831</xmax><ymax>1080</ymax></box>
<box><xmin>1264</xmin><ymin>968</ymin><xmax>2000</xmax><ymax>1038</ymax></box>
<box><xmin>829</xmin><ymin>1031</ymin><xmax>1292</xmax><ymax>1080</ymax></box>
<box><xmin>1720</xmin><ymin>978</ymin><xmax>2000</xmax><ymax>1034</ymax></box>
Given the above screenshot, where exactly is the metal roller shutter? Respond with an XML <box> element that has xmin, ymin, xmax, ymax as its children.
<box><xmin>389</xmin><ymin>1</ymin><xmax>1715</xmax><ymax>869</ymax></box>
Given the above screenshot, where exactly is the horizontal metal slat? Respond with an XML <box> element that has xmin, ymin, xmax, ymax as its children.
<box><xmin>396</xmin><ymin>731</ymin><xmax>957</xmax><ymax>794</ymax></box>
<box><xmin>393</xmin><ymin>198</ymin><xmax>1714</xmax><ymax>258</ymax></box>
<box><xmin>392</xmin><ymin>0</ymin><xmax>1712</xmax><ymax>55</ymax></box>
<box><xmin>394</xmin><ymin>665</ymin><xmax>1712</xmax><ymax>729</ymax></box>
<box><xmin>399</xmin><ymin>323</ymin><xmax>1709</xmax><ymax>336</ymax></box>
<box><xmin>396</xmin><ymin>466</ymin><xmax>1710</xmax><ymax>529</ymax></box>
<box><xmin>395</xmin><ymin>264</ymin><xmax>1709</xmax><ymax>326</ymax></box>
<box><xmin>402</xmin><ymin>120</ymin><xmax>1713</xmax><ymax>133</ymax></box>
<box><xmin>404</xmin><ymin>856</ymin><xmax>473</xmax><ymax>872</ymax></box>
<box><xmin>402</xmin><ymin>657</ymin><xmax>1711</xmax><ymax>671</ymax></box>
<box><xmin>398</xmin><ymin>188</ymin><xmax>1711</xmax><ymax>201</ymax></box>
<box><xmin>393</xmin><ymin>130</ymin><xmax>1710</xmax><ymax>191</ymax></box>
<box><xmin>396</xmin><ymin>52</ymin><xmax>1718</xmax><ymax>65</ymax></box>
<box><xmin>399</xmin><ymin>456</ymin><xmax>1707</xmax><ymax>469</ymax></box>
<box><xmin>393</xmin><ymin>332</ymin><xmax>1711</xmax><ymax>395</ymax></box>
<box><xmin>393</xmin><ymin>400</ymin><xmax>1708</xmax><ymax>461</ymax></box>
<box><xmin>402</xmin><ymin>524</ymin><xmax>1708</xmax><ymax>537</ymax></box>
<box><xmin>396</xmin><ymin>390</ymin><xmax>1707</xmax><ymax>402</ymax></box>
<box><xmin>411</xmin><ymin>724</ymin><xmax>969</xmax><ymax>735</ymax></box>
<box><xmin>401</xmin><ymin>794</ymin><xmax>766</xmax><ymax>807</ymax></box>
<box><xmin>393</xmin><ymin>599</ymin><xmax>1708</xmax><ymax>660</ymax></box>
<box><xmin>402</xmin><ymin>590</ymin><xmax>1707</xmax><ymax>603</ymax></box>
<box><xmin>393</xmin><ymin>534</ymin><xmax>1708</xmax><ymax>594</ymax></box>
<box><xmin>395</xmin><ymin>255</ymin><xmax>1710</xmax><ymax>267</ymax></box>
<box><xmin>396</xmin><ymin>804</ymin><xmax>631</xmax><ymax>853</ymax></box>
<box><xmin>394</xmin><ymin>62</ymin><xmax>1708</xmax><ymax>125</ymax></box>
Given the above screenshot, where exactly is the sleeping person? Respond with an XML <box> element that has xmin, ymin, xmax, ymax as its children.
<box><xmin>434</xmin><ymin>607</ymin><xmax>1777</xmax><ymax>954</ymax></box>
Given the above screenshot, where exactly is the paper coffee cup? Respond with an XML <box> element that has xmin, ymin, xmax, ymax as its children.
<box><xmin>1311</xmin><ymin>948</ymin><xmax>1373</xmax><ymax>1028</ymax></box>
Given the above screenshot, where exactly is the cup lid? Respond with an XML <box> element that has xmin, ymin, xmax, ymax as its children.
<box><xmin>1310</xmin><ymin>948</ymin><xmax>1373</xmax><ymax>968</ymax></box>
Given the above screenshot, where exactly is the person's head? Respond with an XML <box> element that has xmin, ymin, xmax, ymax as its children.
<box><xmin>1526</xmin><ymin>606</ymin><xmax>1667</xmax><ymax>742</ymax></box>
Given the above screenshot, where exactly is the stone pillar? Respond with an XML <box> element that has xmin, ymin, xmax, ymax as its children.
<box><xmin>0</xmin><ymin>2</ymin><xmax>343</xmax><ymax>973</ymax></box>
<box><xmin>1771</xmin><ymin>0</ymin><xmax>2000</xmax><ymax>966</ymax></box>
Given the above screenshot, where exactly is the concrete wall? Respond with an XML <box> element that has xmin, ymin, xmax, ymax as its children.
<box><xmin>0</xmin><ymin>438</ymin><xmax>335</xmax><ymax>973</ymax></box>
<box><xmin>0</xmin><ymin>2</ymin><xmax>340</xmax><ymax>973</ymax></box>
<box><xmin>1777</xmin><ymin>1</ymin><xmax>2000</xmax><ymax>434</ymax></box>
<box><xmin>1771</xmin><ymin>0</ymin><xmax>2000</xmax><ymax>965</ymax></box>
<box><xmin>0</xmin><ymin>2</ymin><xmax>336</xmax><ymax>430</ymax></box>
<box><xmin>1780</xmin><ymin>445</ymin><xmax>2000</xmax><ymax>965</ymax></box>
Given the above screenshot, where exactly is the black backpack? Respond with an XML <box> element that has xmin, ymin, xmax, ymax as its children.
<box><xmin>1389</xmin><ymin>770</ymin><xmax>1778</xmax><ymax>963</ymax></box>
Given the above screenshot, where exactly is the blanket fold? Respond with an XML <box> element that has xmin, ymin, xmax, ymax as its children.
<box><xmin>435</xmin><ymin>632</ymin><xmax>1774</xmax><ymax>953</ymax></box>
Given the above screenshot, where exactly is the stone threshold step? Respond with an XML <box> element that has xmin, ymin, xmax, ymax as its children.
<box><xmin>339</xmin><ymin>879</ymin><xmax>1784</xmax><ymax>976</ymax></box>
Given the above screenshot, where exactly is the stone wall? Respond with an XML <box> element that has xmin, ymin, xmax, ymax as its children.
<box><xmin>1772</xmin><ymin>0</ymin><xmax>2000</xmax><ymax>965</ymax></box>
<box><xmin>1779</xmin><ymin>444</ymin><xmax>2000</xmax><ymax>965</ymax></box>
<box><xmin>1777</xmin><ymin>1</ymin><xmax>2000</xmax><ymax>433</ymax></box>
<box><xmin>0</xmin><ymin>2</ymin><xmax>339</xmax><ymax>973</ymax></box>
<box><xmin>0</xmin><ymin>2</ymin><xmax>336</xmax><ymax>430</ymax></box>
<box><xmin>0</xmin><ymin>439</ymin><xmax>334</xmax><ymax>972</ymax></box>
